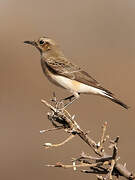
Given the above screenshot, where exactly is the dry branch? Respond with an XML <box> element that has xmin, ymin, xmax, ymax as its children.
<box><xmin>41</xmin><ymin>95</ymin><xmax>134</xmax><ymax>180</ymax></box>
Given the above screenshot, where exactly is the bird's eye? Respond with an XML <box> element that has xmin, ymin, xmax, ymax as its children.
<box><xmin>39</xmin><ymin>40</ymin><xmax>45</xmax><ymax>45</ymax></box>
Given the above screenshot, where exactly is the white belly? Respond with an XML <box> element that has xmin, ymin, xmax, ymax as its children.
<box><xmin>51</xmin><ymin>74</ymin><xmax>105</xmax><ymax>95</ymax></box>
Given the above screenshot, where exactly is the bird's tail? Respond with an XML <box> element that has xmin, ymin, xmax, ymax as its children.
<box><xmin>100</xmin><ymin>88</ymin><xmax>129</xmax><ymax>109</ymax></box>
<box><xmin>107</xmin><ymin>96</ymin><xmax>129</xmax><ymax>109</ymax></box>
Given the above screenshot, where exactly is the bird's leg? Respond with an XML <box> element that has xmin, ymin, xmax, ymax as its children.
<box><xmin>57</xmin><ymin>93</ymin><xmax>80</xmax><ymax>110</ymax></box>
<box><xmin>61</xmin><ymin>93</ymin><xmax>80</xmax><ymax>102</ymax></box>
<box><xmin>61</xmin><ymin>93</ymin><xmax>80</xmax><ymax>109</ymax></box>
<box><xmin>62</xmin><ymin>95</ymin><xmax>75</xmax><ymax>102</ymax></box>
<box><xmin>56</xmin><ymin>95</ymin><xmax>75</xmax><ymax>109</ymax></box>
<box><xmin>63</xmin><ymin>96</ymin><xmax>78</xmax><ymax>109</ymax></box>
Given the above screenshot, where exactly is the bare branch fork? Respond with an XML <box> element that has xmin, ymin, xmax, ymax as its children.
<box><xmin>40</xmin><ymin>94</ymin><xmax>134</xmax><ymax>180</ymax></box>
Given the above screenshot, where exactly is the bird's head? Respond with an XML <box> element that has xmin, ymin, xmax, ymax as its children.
<box><xmin>24</xmin><ymin>37</ymin><xmax>57</xmax><ymax>54</ymax></box>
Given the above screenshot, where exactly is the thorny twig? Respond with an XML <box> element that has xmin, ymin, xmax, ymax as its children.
<box><xmin>43</xmin><ymin>134</ymin><xmax>75</xmax><ymax>148</ymax></box>
<box><xmin>40</xmin><ymin>95</ymin><xmax>134</xmax><ymax>180</ymax></box>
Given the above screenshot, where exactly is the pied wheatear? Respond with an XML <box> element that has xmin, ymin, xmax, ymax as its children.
<box><xmin>24</xmin><ymin>37</ymin><xmax>128</xmax><ymax>109</ymax></box>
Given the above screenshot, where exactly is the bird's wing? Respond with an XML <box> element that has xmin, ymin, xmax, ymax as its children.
<box><xmin>46</xmin><ymin>57</ymin><xmax>114</xmax><ymax>95</ymax></box>
<box><xmin>45</xmin><ymin>58</ymin><xmax>113</xmax><ymax>94</ymax></box>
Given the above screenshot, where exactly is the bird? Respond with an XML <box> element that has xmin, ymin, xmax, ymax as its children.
<box><xmin>24</xmin><ymin>36</ymin><xmax>128</xmax><ymax>109</ymax></box>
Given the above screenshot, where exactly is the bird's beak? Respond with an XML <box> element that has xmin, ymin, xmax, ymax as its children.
<box><xmin>24</xmin><ymin>40</ymin><xmax>37</xmax><ymax>46</ymax></box>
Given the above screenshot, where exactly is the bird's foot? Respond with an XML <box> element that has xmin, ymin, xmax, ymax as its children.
<box><xmin>55</xmin><ymin>95</ymin><xmax>75</xmax><ymax>110</ymax></box>
<box><xmin>57</xmin><ymin>97</ymin><xmax>78</xmax><ymax>111</ymax></box>
<box><xmin>51</xmin><ymin>93</ymin><xmax>79</xmax><ymax>111</ymax></box>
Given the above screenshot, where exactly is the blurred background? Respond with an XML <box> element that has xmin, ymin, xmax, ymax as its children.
<box><xmin>0</xmin><ymin>0</ymin><xmax>135</xmax><ymax>179</ymax></box>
